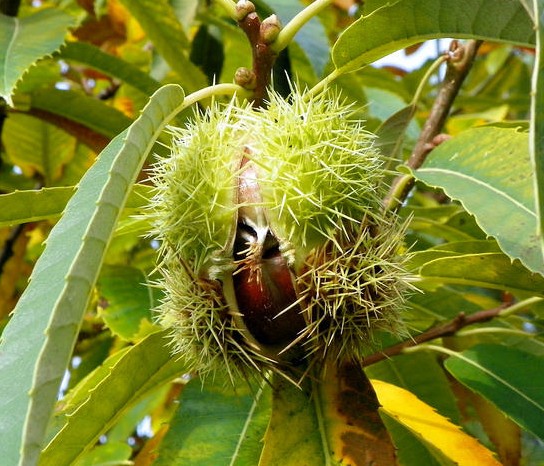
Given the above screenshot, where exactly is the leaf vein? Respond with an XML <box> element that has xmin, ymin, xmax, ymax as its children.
<box><xmin>417</xmin><ymin>167</ymin><xmax>535</xmax><ymax>218</ymax></box>
<box><xmin>452</xmin><ymin>351</ymin><xmax>544</xmax><ymax>413</ymax></box>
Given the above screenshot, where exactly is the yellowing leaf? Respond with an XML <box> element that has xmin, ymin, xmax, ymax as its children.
<box><xmin>320</xmin><ymin>364</ymin><xmax>396</xmax><ymax>466</ymax></box>
<box><xmin>372</xmin><ymin>379</ymin><xmax>501</xmax><ymax>466</ymax></box>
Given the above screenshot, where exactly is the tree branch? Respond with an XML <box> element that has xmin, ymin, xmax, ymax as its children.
<box><xmin>19</xmin><ymin>108</ymin><xmax>110</xmax><ymax>153</ymax></box>
<box><xmin>236</xmin><ymin>5</ymin><xmax>279</xmax><ymax>107</ymax></box>
<box><xmin>385</xmin><ymin>40</ymin><xmax>482</xmax><ymax>211</ymax></box>
<box><xmin>362</xmin><ymin>302</ymin><xmax>510</xmax><ymax>367</ymax></box>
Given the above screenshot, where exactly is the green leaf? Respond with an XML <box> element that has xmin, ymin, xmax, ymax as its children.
<box><xmin>405</xmin><ymin>205</ymin><xmax>486</xmax><ymax>244</ymax></box>
<box><xmin>57</xmin><ymin>41</ymin><xmax>161</xmax><ymax>96</ymax></box>
<box><xmin>0</xmin><ymin>184</ymin><xmax>152</xmax><ymax>228</ymax></box>
<box><xmin>444</xmin><ymin>344</ymin><xmax>544</xmax><ymax>440</ymax></box>
<box><xmin>0</xmin><ymin>187</ymin><xmax>73</xmax><ymax>226</ymax></box>
<box><xmin>259</xmin><ymin>367</ymin><xmax>395</xmax><ymax>465</ymax></box>
<box><xmin>41</xmin><ymin>331</ymin><xmax>187</xmax><ymax>465</ymax></box>
<box><xmin>408</xmin><ymin>239</ymin><xmax>502</xmax><ymax>270</ymax></box>
<box><xmin>0</xmin><ymin>9</ymin><xmax>75</xmax><ymax>105</ymax></box>
<box><xmin>105</xmin><ymin>384</ymin><xmax>169</xmax><ymax>444</ymax></box>
<box><xmin>96</xmin><ymin>265</ymin><xmax>156</xmax><ymax>340</ymax></box>
<box><xmin>468</xmin><ymin>392</ymin><xmax>522</xmax><ymax>466</ymax></box>
<box><xmin>119</xmin><ymin>0</ymin><xmax>208</xmax><ymax>93</ymax></box>
<box><xmin>406</xmin><ymin>285</ymin><xmax>486</xmax><ymax>330</ymax></box>
<box><xmin>0</xmin><ymin>84</ymin><xmax>185</xmax><ymax>466</ymax></box>
<box><xmin>154</xmin><ymin>377</ymin><xmax>271</xmax><ymax>466</ymax></box>
<box><xmin>260</xmin><ymin>376</ymin><xmax>326</xmax><ymax>466</ymax></box>
<box><xmin>376</xmin><ymin>104</ymin><xmax>416</xmax><ymax>162</ymax></box>
<box><xmin>2</xmin><ymin>112</ymin><xmax>76</xmax><ymax>185</ymax></box>
<box><xmin>418</xmin><ymin>252</ymin><xmax>544</xmax><ymax>295</ymax></box>
<box><xmin>519</xmin><ymin>0</ymin><xmax>535</xmax><ymax>20</ymax></box>
<box><xmin>332</xmin><ymin>0</ymin><xmax>534</xmax><ymax>73</ymax></box>
<box><xmin>31</xmin><ymin>88</ymin><xmax>133</xmax><ymax>139</ymax></box>
<box><xmin>530</xmin><ymin>0</ymin><xmax>544</xmax><ymax>267</ymax></box>
<box><xmin>413</xmin><ymin>127</ymin><xmax>544</xmax><ymax>275</ymax></box>
<box><xmin>365</xmin><ymin>354</ymin><xmax>460</xmax><ymax>466</ymax></box>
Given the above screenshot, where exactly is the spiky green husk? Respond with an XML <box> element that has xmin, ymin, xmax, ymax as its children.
<box><xmin>150</xmin><ymin>100</ymin><xmax>250</xmax><ymax>273</ymax></box>
<box><xmin>150</xmin><ymin>87</ymin><xmax>413</xmax><ymax>382</ymax></box>
<box><xmin>298</xmin><ymin>215</ymin><xmax>413</xmax><ymax>363</ymax></box>
<box><xmin>242</xmin><ymin>90</ymin><xmax>385</xmax><ymax>267</ymax></box>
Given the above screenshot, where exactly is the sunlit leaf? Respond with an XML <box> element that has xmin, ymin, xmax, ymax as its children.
<box><xmin>2</xmin><ymin>113</ymin><xmax>76</xmax><ymax>185</ymax></box>
<box><xmin>365</xmin><ymin>352</ymin><xmax>461</xmax><ymax>423</ymax></box>
<box><xmin>530</xmin><ymin>0</ymin><xmax>544</xmax><ymax>267</ymax></box>
<box><xmin>381</xmin><ymin>414</ymin><xmax>455</xmax><ymax>466</ymax></box>
<box><xmin>418</xmin><ymin>252</ymin><xmax>544</xmax><ymax>295</ymax></box>
<box><xmin>96</xmin><ymin>264</ymin><xmax>156</xmax><ymax>340</ymax></box>
<box><xmin>42</xmin><ymin>331</ymin><xmax>186</xmax><ymax>465</ymax></box>
<box><xmin>0</xmin><ymin>9</ymin><xmax>75</xmax><ymax>105</ymax></box>
<box><xmin>260</xmin><ymin>376</ymin><xmax>326</xmax><ymax>466</ymax></box>
<box><xmin>261</xmin><ymin>364</ymin><xmax>397</xmax><ymax>465</ymax></box>
<box><xmin>31</xmin><ymin>88</ymin><xmax>133</xmax><ymax>139</ymax></box>
<box><xmin>58</xmin><ymin>41</ymin><xmax>161</xmax><ymax>96</ymax></box>
<box><xmin>413</xmin><ymin>126</ymin><xmax>544</xmax><ymax>275</ymax></box>
<box><xmin>119</xmin><ymin>0</ymin><xmax>207</xmax><ymax>93</ymax></box>
<box><xmin>74</xmin><ymin>443</ymin><xmax>132</xmax><ymax>466</ymax></box>
<box><xmin>0</xmin><ymin>84</ymin><xmax>185</xmax><ymax>466</ymax></box>
<box><xmin>408</xmin><ymin>239</ymin><xmax>502</xmax><ymax>270</ymax></box>
<box><xmin>373</xmin><ymin>379</ymin><xmax>501</xmax><ymax>465</ymax></box>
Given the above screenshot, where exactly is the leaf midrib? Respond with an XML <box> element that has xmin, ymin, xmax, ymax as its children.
<box><xmin>450</xmin><ymin>350</ymin><xmax>544</xmax><ymax>413</ymax></box>
<box><xmin>417</xmin><ymin>166</ymin><xmax>535</xmax><ymax>218</ymax></box>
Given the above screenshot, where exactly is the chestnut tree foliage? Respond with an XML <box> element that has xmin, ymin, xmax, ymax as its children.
<box><xmin>1</xmin><ymin>0</ymin><xmax>544</xmax><ymax>465</ymax></box>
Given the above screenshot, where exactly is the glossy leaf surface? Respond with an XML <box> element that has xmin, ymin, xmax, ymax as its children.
<box><xmin>154</xmin><ymin>377</ymin><xmax>271</xmax><ymax>466</ymax></box>
<box><xmin>413</xmin><ymin>127</ymin><xmax>544</xmax><ymax>275</ymax></box>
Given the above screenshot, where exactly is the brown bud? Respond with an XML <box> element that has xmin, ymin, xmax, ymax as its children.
<box><xmin>235</xmin><ymin>67</ymin><xmax>257</xmax><ymax>90</ymax></box>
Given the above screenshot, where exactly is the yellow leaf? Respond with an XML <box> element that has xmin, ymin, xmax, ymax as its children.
<box><xmin>372</xmin><ymin>379</ymin><xmax>501</xmax><ymax>466</ymax></box>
